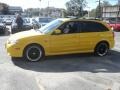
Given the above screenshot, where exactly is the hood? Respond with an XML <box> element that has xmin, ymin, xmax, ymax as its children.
<box><xmin>9</xmin><ymin>29</ymin><xmax>43</xmax><ymax>40</ymax></box>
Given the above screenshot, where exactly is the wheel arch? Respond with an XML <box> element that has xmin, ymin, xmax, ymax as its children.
<box><xmin>95</xmin><ymin>40</ymin><xmax>110</xmax><ymax>50</ymax></box>
<box><xmin>23</xmin><ymin>43</ymin><xmax>45</xmax><ymax>57</ymax></box>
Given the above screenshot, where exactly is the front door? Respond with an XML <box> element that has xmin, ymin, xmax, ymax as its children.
<box><xmin>50</xmin><ymin>33</ymin><xmax>80</xmax><ymax>54</ymax></box>
<box><xmin>49</xmin><ymin>21</ymin><xmax>81</xmax><ymax>54</ymax></box>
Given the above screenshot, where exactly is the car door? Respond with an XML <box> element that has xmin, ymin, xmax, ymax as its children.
<box><xmin>49</xmin><ymin>21</ymin><xmax>81</xmax><ymax>54</ymax></box>
<box><xmin>78</xmin><ymin>21</ymin><xmax>108</xmax><ymax>52</ymax></box>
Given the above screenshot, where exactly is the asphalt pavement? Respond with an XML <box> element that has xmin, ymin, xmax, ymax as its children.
<box><xmin>0</xmin><ymin>27</ymin><xmax>120</xmax><ymax>90</ymax></box>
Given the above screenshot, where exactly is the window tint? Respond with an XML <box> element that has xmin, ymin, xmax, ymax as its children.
<box><xmin>80</xmin><ymin>21</ymin><xmax>109</xmax><ymax>32</ymax></box>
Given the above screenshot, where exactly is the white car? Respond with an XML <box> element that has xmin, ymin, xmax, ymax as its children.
<box><xmin>11</xmin><ymin>18</ymin><xmax>33</xmax><ymax>34</ymax></box>
<box><xmin>36</xmin><ymin>17</ymin><xmax>54</xmax><ymax>27</ymax></box>
<box><xmin>5</xmin><ymin>18</ymin><xmax>12</xmax><ymax>25</ymax></box>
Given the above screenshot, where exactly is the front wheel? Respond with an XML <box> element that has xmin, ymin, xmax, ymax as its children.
<box><xmin>23</xmin><ymin>45</ymin><xmax>44</xmax><ymax>62</ymax></box>
<box><xmin>94</xmin><ymin>43</ymin><xmax>109</xmax><ymax>56</ymax></box>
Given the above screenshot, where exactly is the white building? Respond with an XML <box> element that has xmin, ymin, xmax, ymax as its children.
<box><xmin>102</xmin><ymin>5</ymin><xmax>120</xmax><ymax>20</ymax></box>
<box><xmin>39</xmin><ymin>7</ymin><xmax>63</xmax><ymax>18</ymax></box>
<box><xmin>8</xmin><ymin>6</ymin><xmax>23</xmax><ymax>15</ymax></box>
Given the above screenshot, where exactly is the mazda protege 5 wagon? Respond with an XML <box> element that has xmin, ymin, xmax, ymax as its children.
<box><xmin>5</xmin><ymin>18</ymin><xmax>115</xmax><ymax>62</ymax></box>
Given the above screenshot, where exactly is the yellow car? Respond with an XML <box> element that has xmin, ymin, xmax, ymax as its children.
<box><xmin>5</xmin><ymin>18</ymin><xmax>115</xmax><ymax>62</ymax></box>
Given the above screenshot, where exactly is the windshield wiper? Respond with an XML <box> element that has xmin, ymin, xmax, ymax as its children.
<box><xmin>35</xmin><ymin>29</ymin><xmax>43</xmax><ymax>33</ymax></box>
<box><xmin>39</xmin><ymin>30</ymin><xmax>43</xmax><ymax>33</ymax></box>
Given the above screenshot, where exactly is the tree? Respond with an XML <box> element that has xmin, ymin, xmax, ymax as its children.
<box><xmin>89</xmin><ymin>9</ymin><xmax>96</xmax><ymax>17</ymax></box>
<box><xmin>0</xmin><ymin>3</ymin><xmax>9</xmax><ymax>14</ymax></box>
<box><xmin>101</xmin><ymin>0</ymin><xmax>111</xmax><ymax>6</ymax></box>
<box><xmin>65</xmin><ymin>0</ymin><xmax>87</xmax><ymax>17</ymax></box>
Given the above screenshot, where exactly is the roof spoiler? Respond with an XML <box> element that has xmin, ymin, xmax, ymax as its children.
<box><xmin>66</xmin><ymin>16</ymin><xmax>102</xmax><ymax>21</ymax></box>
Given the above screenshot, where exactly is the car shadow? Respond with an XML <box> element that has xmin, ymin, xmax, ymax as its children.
<box><xmin>12</xmin><ymin>50</ymin><xmax>120</xmax><ymax>73</ymax></box>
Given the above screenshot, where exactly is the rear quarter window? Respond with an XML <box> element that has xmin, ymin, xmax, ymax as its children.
<box><xmin>81</xmin><ymin>21</ymin><xmax>109</xmax><ymax>33</ymax></box>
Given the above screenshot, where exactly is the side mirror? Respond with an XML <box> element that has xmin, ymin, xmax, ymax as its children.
<box><xmin>53</xmin><ymin>29</ymin><xmax>61</xmax><ymax>35</ymax></box>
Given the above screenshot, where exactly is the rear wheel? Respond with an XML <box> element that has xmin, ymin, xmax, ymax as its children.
<box><xmin>94</xmin><ymin>42</ymin><xmax>109</xmax><ymax>56</ymax></box>
<box><xmin>23</xmin><ymin>44</ymin><xmax>44</xmax><ymax>62</ymax></box>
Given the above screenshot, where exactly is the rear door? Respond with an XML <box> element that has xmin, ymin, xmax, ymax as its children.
<box><xmin>78</xmin><ymin>21</ymin><xmax>110</xmax><ymax>52</ymax></box>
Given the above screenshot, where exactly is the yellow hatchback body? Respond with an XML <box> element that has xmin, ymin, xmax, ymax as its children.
<box><xmin>5</xmin><ymin>18</ymin><xmax>114</xmax><ymax>61</ymax></box>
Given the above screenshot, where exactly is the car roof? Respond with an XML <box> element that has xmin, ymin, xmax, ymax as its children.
<box><xmin>58</xmin><ymin>18</ymin><xmax>104</xmax><ymax>23</ymax></box>
<box><xmin>58</xmin><ymin>18</ymin><xmax>110</xmax><ymax>30</ymax></box>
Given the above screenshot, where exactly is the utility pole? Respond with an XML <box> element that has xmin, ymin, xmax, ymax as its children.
<box><xmin>98</xmin><ymin>0</ymin><xmax>101</xmax><ymax>19</ymax></box>
<box><xmin>96</xmin><ymin>0</ymin><xmax>102</xmax><ymax>19</ymax></box>
<box><xmin>116</xmin><ymin>0</ymin><xmax>120</xmax><ymax>26</ymax></box>
<box><xmin>47</xmin><ymin>0</ymin><xmax>49</xmax><ymax>17</ymax></box>
<box><xmin>39</xmin><ymin>0</ymin><xmax>41</xmax><ymax>17</ymax></box>
<box><xmin>118</xmin><ymin>0</ymin><xmax>120</xmax><ymax>17</ymax></box>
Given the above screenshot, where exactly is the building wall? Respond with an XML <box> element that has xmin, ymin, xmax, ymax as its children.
<box><xmin>102</xmin><ymin>5</ymin><xmax>120</xmax><ymax>19</ymax></box>
<box><xmin>8</xmin><ymin>6</ymin><xmax>23</xmax><ymax>15</ymax></box>
<box><xmin>39</xmin><ymin>7</ymin><xmax>63</xmax><ymax>18</ymax></box>
<box><xmin>0</xmin><ymin>15</ymin><xmax>16</xmax><ymax>18</ymax></box>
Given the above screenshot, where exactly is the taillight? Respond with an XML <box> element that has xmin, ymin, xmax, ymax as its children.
<box><xmin>112</xmin><ymin>31</ymin><xmax>115</xmax><ymax>38</ymax></box>
<box><xmin>111</xmin><ymin>26</ymin><xmax>114</xmax><ymax>30</ymax></box>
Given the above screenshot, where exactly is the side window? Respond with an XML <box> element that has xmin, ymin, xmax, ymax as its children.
<box><xmin>81</xmin><ymin>21</ymin><xmax>109</xmax><ymax>33</ymax></box>
<box><xmin>58</xmin><ymin>21</ymin><xmax>80</xmax><ymax>34</ymax></box>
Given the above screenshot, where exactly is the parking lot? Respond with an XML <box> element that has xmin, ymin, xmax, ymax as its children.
<box><xmin>0</xmin><ymin>26</ymin><xmax>120</xmax><ymax>90</ymax></box>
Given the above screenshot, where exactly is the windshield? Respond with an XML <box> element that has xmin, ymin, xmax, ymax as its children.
<box><xmin>39</xmin><ymin>19</ymin><xmax>63</xmax><ymax>34</ymax></box>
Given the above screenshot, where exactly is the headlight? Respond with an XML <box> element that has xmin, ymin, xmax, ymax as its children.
<box><xmin>8</xmin><ymin>39</ymin><xmax>18</xmax><ymax>45</ymax></box>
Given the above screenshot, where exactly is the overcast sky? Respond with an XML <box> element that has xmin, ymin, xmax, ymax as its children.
<box><xmin>0</xmin><ymin>0</ymin><xmax>118</xmax><ymax>10</ymax></box>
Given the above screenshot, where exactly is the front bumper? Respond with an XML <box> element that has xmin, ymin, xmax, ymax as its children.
<box><xmin>5</xmin><ymin>42</ymin><xmax>23</xmax><ymax>57</ymax></box>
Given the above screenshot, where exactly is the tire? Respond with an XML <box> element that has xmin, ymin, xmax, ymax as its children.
<box><xmin>23</xmin><ymin>44</ymin><xmax>44</xmax><ymax>62</ymax></box>
<box><xmin>94</xmin><ymin>42</ymin><xmax>109</xmax><ymax>56</ymax></box>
